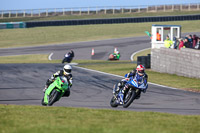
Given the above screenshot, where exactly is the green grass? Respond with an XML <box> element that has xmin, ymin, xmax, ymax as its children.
<box><xmin>1</xmin><ymin>20</ymin><xmax>200</xmax><ymax>48</ymax></box>
<box><xmin>0</xmin><ymin>104</ymin><xmax>200</xmax><ymax>133</ymax></box>
<box><xmin>78</xmin><ymin>61</ymin><xmax>200</xmax><ymax>91</ymax></box>
<box><xmin>1</xmin><ymin>10</ymin><xmax>200</xmax><ymax>22</ymax></box>
<box><xmin>0</xmin><ymin>54</ymin><xmax>60</xmax><ymax>63</ymax></box>
<box><xmin>132</xmin><ymin>48</ymin><xmax>151</xmax><ymax>61</ymax></box>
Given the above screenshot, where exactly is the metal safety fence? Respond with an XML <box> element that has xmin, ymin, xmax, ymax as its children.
<box><xmin>1</xmin><ymin>3</ymin><xmax>200</xmax><ymax>19</ymax></box>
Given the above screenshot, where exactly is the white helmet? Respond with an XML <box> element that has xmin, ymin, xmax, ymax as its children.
<box><xmin>63</xmin><ymin>64</ymin><xmax>72</xmax><ymax>75</ymax></box>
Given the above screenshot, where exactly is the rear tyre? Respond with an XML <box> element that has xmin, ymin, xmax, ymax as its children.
<box><xmin>48</xmin><ymin>89</ymin><xmax>61</xmax><ymax>106</ymax></box>
<box><xmin>110</xmin><ymin>96</ymin><xmax>118</xmax><ymax>107</ymax></box>
<box><xmin>123</xmin><ymin>89</ymin><xmax>135</xmax><ymax>108</ymax></box>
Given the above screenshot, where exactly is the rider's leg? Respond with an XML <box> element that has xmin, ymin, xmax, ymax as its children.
<box><xmin>62</xmin><ymin>88</ymin><xmax>70</xmax><ymax>97</ymax></box>
<box><xmin>135</xmin><ymin>90</ymin><xmax>141</xmax><ymax>99</ymax></box>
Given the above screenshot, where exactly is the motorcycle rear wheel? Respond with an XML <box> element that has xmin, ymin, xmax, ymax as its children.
<box><xmin>123</xmin><ymin>89</ymin><xmax>135</xmax><ymax>108</ymax></box>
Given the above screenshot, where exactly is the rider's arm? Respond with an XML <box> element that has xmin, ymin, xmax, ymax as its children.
<box><xmin>46</xmin><ymin>71</ymin><xmax>61</xmax><ymax>86</ymax></box>
<box><xmin>144</xmin><ymin>74</ymin><xmax>148</xmax><ymax>84</ymax></box>
<box><xmin>127</xmin><ymin>70</ymin><xmax>136</xmax><ymax>78</ymax></box>
<box><xmin>67</xmin><ymin>74</ymin><xmax>73</xmax><ymax>87</ymax></box>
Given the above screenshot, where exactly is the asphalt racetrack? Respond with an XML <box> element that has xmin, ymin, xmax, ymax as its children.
<box><xmin>0</xmin><ymin>36</ymin><xmax>200</xmax><ymax>115</ymax></box>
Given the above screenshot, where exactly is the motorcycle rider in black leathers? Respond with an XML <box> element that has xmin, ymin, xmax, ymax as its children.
<box><xmin>43</xmin><ymin>64</ymin><xmax>73</xmax><ymax>97</ymax></box>
<box><xmin>62</xmin><ymin>50</ymin><xmax>74</xmax><ymax>64</ymax></box>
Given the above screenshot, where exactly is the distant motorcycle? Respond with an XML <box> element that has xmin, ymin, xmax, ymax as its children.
<box><xmin>108</xmin><ymin>53</ymin><xmax>120</xmax><ymax>60</ymax></box>
<box><xmin>110</xmin><ymin>74</ymin><xmax>148</xmax><ymax>108</ymax></box>
<box><xmin>62</xmin><ymin>54</ymin><xmax>73</xmax><ymax>63</ymax></box>
<box><xmin>62</xmin><ymin>50</ymin><xmax>74</xmax><ymax>63</ymax></box>
<box><xmin>41</xmin><ymin>76</ymin><xmax>69</xmax><ymax>106</ymax></box>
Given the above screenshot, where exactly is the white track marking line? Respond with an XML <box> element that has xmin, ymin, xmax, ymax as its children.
<box><xmin>48</xmin><ymin>53</ymin><xmax>53</xmax><ymax>60</ymax></box>
<box><xmin>130</xmin><ymin>48</ymin><xmax>151</xmax><ymax>61</ymax></box>
<box><xmin>74</xmin><ymin>66</ymin><xmax>181</xmax><ymax>90</ymax></box>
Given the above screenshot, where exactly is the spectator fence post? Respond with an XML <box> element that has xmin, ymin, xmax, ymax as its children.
<box><xmin>164</xmin><ymin>5</ymin><xmax>166</xmax><ymax>12</ymax></box>
<box><xmin>23</xmin><ymin>10</ymin><xmax>25</xmax><ymax>17</ymax></box>
<box><xmin>96</xmin><ymin>7</ymin><xmax>98</xmax><ymax>14</ymax></box>
<box><xmin>31</xmin><ymin>9</ymin><xmax>33</xmax><ymax>17</ymax></box>
<box><xmin>9</xmin><ymin>11</ymin><xmax>11</xmax><ymax>18</ymax></box>
<box><xmin>71</xmin><ymin>8</ymin><xmax>73</xmax><ymax>15</ymax></box>
<box><xmin>63</xmin><ymin>8</ymin><xmax>65</xmax><ymax>16</ymax></box>
<box><xmin>189</xmin><ymin>3</ymin><xmax>191</xmax><ymax>11</ymax></box>
<box><xmin>1</xmin><ymin>11</ymin><xmax>3</xmax><ymax>18</ymax></box>
<box><xmin>39</xmin><ymin>9</ymin><xmax>40</xmax><ymax>17</ymax></box>
<box><xmin>54</xmin><ymin>8</ymin><xmax>56</xmax><ymax>15</ymax></box>
<box><xmin>46</xmin><ymin>9</ymin><xmax>48</xmax><ymax>16</ymax></box>
<box><xmin>79</xmin><ymin>8</ymin><xmax>81</xmax><ymax>15</ymax></box>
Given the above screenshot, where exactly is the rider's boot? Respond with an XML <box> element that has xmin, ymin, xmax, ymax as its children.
<box><xmin>116</xmin><ymin>82</ymin><xmax>122</xmax><ymax>92</ymax></box>
<box><xmin>135</xmin><ymin>91</ymin><xmax>141</xmax><ymax>99</ymax></box>
<box><xmin>62</xmin><ymin>89</ymin><xmax>70</xmax><ymax>97</ymax></box>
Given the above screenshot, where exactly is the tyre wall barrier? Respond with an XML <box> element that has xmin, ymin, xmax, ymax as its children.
<box><xmin>0</xmin><ymin>22</ymin><xmax>26</xmax><ymax>29</ymax></box>
<box><xmin>25</xmin><ymin>14</ymin><xmax>200</xmax><ymax>28</ymax></box>
<box><xmin>137</xmin><ymin>54</ymin><xmax>151</xmax><ymax>69</ymax></box>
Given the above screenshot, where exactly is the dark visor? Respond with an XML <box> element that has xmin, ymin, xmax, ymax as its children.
<box><xmin>64</xmin><ymin>69</ymin><xmax>71</xmax><ymax>73</ymax></box>
<box><xmin>138</xmin><ymin>70</ymin><xmax>144</xmax><ymax>73</ymax></box>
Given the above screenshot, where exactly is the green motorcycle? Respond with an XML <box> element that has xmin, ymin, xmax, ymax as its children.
<box><xmin>41</xmin><ymin>76</ymin><xmax>69</xmax><ymax>106</ymax></box>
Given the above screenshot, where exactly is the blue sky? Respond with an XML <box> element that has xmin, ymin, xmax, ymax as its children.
<box><xmin>1</xmin><ymin>0</ymin><xmax>200</xmax><ymax>10</ymax></box>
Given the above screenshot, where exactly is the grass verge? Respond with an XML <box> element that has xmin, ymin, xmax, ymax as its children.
<box><xmin>77</xmin><ymin>60</ymin><xmax>200</xmax><ymax>91</ymax></box>
<box><xmin>0</xmin><ymin>104</ymin><xmax>200</xmax><ymax>133</ymax></box>
<box><xmin>1</xmin><ymin>20</ymin><xmax>200</xmax><ymax>48</ymax></box>
<box><xmin>132</xmin><ymin>48</ymin><xmax>151</xmax><ymax>61</ymax></box>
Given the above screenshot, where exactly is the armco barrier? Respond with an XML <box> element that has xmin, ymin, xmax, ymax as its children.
<box><xmin>25</xmin><ymin>14</ymin><xmax>200</xmax><ymax>28</ymax></box>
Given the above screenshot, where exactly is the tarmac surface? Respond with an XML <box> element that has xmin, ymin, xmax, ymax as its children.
<box><xmin>0</xmin><ymin>64</ymin><xmax>199</xmax><ymax>115</ymax></box>
<box><xmin>0</xmin><ymin>35</ymin><xmax>200</xmax><ymax>115</ymax></box>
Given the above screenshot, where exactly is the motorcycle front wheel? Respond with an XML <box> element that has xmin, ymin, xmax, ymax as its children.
<box><xmin>48</xmin><ymin>89</ymin><xmax>61</xmax><ymax>106</ymax></box>
<box><xmin>41</xmin><ymin>98</ymin><xmax>47</xmax><ymax>106</ymax></box>
<box><xmin>123</xmin><ymin>89</ymin><xmax>135</xmax><ymax>108</ymax></box>
<box><xmin>110</xmin><ymin>96</ymin><xmax>118</xmax><ymax>108</ymax></box>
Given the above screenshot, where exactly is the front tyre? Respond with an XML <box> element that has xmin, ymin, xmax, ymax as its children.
<box><xmin>48</xmin><ymin>89</ymin><xmax>61</xmax><ymax>106</ymax></box>
<box><xmin>123</xmin><ymin>89</ymin><xmax>136</xmax><ymax>108</ymax></box>
<box><xmin>110</xmin><ymin>96</ymin><xmax>118</xmax><ymax>108</ymax></box>
<box><xmin>41</xmin><ymin>98</ymin><xmax>47</xmax><ymax>106</ymax></box>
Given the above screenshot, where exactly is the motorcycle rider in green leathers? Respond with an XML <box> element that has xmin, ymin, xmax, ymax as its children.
<box><xmin>43</xmin><ymin>64</ymin><xmax>73</xmax><ymax>97</ymax></box>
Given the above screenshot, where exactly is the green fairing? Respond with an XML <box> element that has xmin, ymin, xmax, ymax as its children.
<box><xmin>113</xmin><ymin>53</ymin><xmax>120</xmax><ymax>60</ymax></box>
<box><xmin>44</xmin><ymin>76</ymin><xmax>68</xmax><ymax>104</ymax></box>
